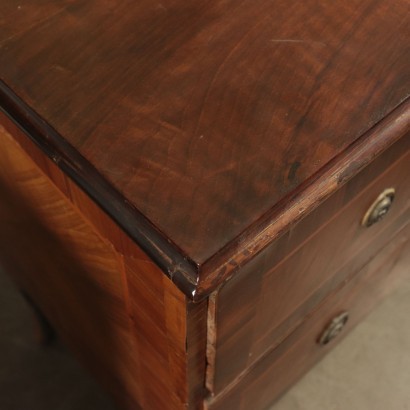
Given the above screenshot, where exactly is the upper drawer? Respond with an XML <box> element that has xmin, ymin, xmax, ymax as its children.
<box><xmin>210</xmin><ymin>136</ymin><xmax>410</xmax><ymax>393</ymax></box>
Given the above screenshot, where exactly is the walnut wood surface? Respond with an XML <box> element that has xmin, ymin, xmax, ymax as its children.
<box><xmin>0</xmin><ymin>124</ymin><xmax>207</xmax><ymax>410</ymax></box>
<box><xmin>208</xmin><ymin>223</ymin><xmax>410</xmax><ymax>410</ymax></box>
<box><xmin>1</xmin><ymin>1</ymin><xmax>409</xmax><ymax>298</ymax></box>
<box><xmin>211</xmin><ymin>138</ymin><xmax>410</xmax><ymax>392</ymax></box>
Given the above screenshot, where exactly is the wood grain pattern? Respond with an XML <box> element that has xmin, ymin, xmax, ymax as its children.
<box><xmin>211</xmin><ymin>139</ymin><xmax>410</xmax><ymax>392</ymax></box>
<box><xmin>208</xmin><ymin>222</ymin><xmax>410</xmax><ymax>410</ymax></box>
<box><xmin>187</xmin><ymin>299</ymin><xmax>209</xmax><ymax>408</ymax></box>
<box><xmin>0</xmin><ymin>127</ymin><xmax>143</xmax><ymax>408</ymax></box>
<box><xmin>0</xmin><ymin>124</ymin><xmax>207</xmax><ymax>410</ymax></box>
<box><xmin>2</xmin><ymin>3</ymin><xmax>409</xmax><ymax>408</ymax></box>
<box><xmin>1</xmin><ymin>0</ymin><xmax>409</xmax><ymax>298</ymax></box>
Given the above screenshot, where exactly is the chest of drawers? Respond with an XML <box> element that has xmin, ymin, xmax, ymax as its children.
<box><xmin>0</xmin><ymin>1</ymin><xmax>409</xmax><ymax>409</ymax></box>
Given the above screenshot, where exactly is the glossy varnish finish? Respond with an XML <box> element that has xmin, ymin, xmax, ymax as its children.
<box><xmin>0</xmin><ymin>123</ymin><xmax>207</xmax><ymax>410</ymax></box>
<box><xmin>1</xmin><ymin>2</ymin><xmax>410</xmax><ymax>409</ymax></box>
<box><xmin>1</xmin><ymin>0</ymin><xmax>410</xmax><ymax>297</ymax></box>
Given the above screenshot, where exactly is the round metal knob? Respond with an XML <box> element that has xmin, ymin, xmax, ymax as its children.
<box><xmin>362</xmin><ymin>188</ymin><xmax>395</xmax><ymax>228</ymax></box>
<box><xmin>318</xmin><ymin>311</ymin><xmax>349</xmax><ymax>346</ymax></box>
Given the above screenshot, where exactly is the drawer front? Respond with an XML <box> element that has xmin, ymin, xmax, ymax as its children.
<box><xmin>211</xmin><ymin>138</ymin><xmax>410</xmax><ymax>392</ymax></box>
<box><xmin>208</xmin><ymin>223</ymin><xmax>410</xmax><ymax>410</ymax></box>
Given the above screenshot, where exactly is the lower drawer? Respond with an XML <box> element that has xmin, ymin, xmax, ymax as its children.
<box><xmin>207</xmin><ymin>223</ymin><xmax>410</xmax><ymax>410</ymax></box>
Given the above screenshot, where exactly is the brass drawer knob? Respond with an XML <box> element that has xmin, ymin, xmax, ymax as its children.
<box><xmin>362</xmin><ymin>188</ymin><xmax>395</xmax><ymax>228</ymax></box>
<box><xmin>318</xmin><ymin>311</ymin><xmax>349</xmax><ymax>346</ymax></box>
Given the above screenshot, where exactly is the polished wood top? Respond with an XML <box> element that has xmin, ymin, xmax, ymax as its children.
<box><xmin>1</xmin><ymin>0</ymin><xmax>409</xmax><ymax>297</ymax></box>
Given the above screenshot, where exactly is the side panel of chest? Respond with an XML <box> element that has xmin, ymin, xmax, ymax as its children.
<box><xmin>0</xmin><ymin>116</ymin><xmax>207</xmax><ymax>410</ymax></box>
